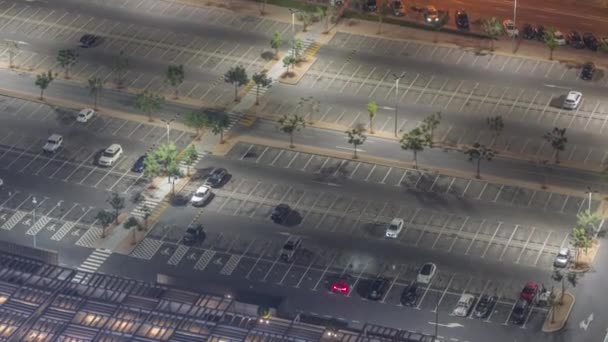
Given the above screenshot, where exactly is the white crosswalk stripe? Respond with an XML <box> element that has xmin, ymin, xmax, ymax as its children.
<box><xmin>72</xmin><ymin>249</ymin><xmax>112</xmax><ymax>283</ymax></box>
<box><xmin>167</xmin><ymin>245</ymin><xmax>189</xmax><ymax>266</ymax></box>
<box><xmin>130</xmin><ymin>238</ymin><xmax>163</xmax><ymax>260</ymax></box>
<box><xmin>178</xmin><ymin>151</ymin><xmax>206</xmax><ymax>169</ymax></box>
<box><xmin>131</xmin><ymin>198</ymin><xmax>161</xmax><ymax>219</ymax></box>
<box><xmin>51</xmin><ymin>222</ymin><xmax>75</xmax><ymax>241</ymax></box>
<box><xmin>75</xmin><ymin>227</ymin><xmax>102</xmax><ymax>248</ymax></box>
<box><xmin>246</xmin><ymin>80</ymin><xmax>273</xmax><ymax>98</ymax></box>
<box><xmin>220</xmin><ymin>255</ymin><xmax>241</xmax><ymax>275</ymax></box>
<box><xmin>1</xmin><ymin>211</ymin><xmax>26</xmax><ymax>230</ymax></box>
<box><xmin>194</xmin><ymin>250</ymin><xmax>215</xmax><ymax>271</ymax></box>
<box><xmin>26</xmin><ymin>216</ymin><xmax>51</xmax><ymax>235</ymax></box>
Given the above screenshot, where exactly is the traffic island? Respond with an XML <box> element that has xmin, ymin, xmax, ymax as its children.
<box><xmin>278</xmin><ymin>57</ymin><xmax>317</xmax><ymax>85</ymax></box>
<box><xmin>570</xmin><ymin>240</ymin><xmax>600</xmax><ymax>273</ymax></box>
<box><xmin>542</xmin><ymin>291</ymin><xmax>575</xmax><ymax>333</ymax></box>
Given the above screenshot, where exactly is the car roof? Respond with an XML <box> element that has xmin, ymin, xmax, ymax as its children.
<box><xmin>390</xmin><ymin>218</ymin><xmax>403</xmax><ymax>225</ymax></box>
<box><xmin>106</xmin><ymin>144</ymin><xmax>122</xmax><ymax>151</ymax></box>
<box><xmin>558</xmin><ymin>247</ymin><xmax>570</xmax><ymax>255</ymax></box>
<box><xmin>460</xmin><ymin>294</ymin><xmax>474</xmax><ymax>301</ymax></box>
<box><xmin>48</xmin><ymin>134</ymin><xmax>62</xmax><ymax>140</ymax></box>
<box><xmin>425</xmin><ymin>5</ymin><xmax>436</xmax><ymax>10</ymax></box>
<box><xmin>525</xmin><ymin>281</ymin><xmax>538</xmax><ymax>288</ymax></box>
<box><xmin>567</xmin><ymin>91</ymin><xmax>582</xmax><ymax>98</ymax></box>
<box><xmin>79</xmin><ymin>108</ymin><xmax>94</xmax><ymax>113</ymax></box>
<box><xmin>196</xmin><ymin>185</ymin><xmax>210</xmax><ymax>193</ymax></box>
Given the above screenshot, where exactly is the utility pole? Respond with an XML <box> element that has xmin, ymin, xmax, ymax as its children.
<box><xmin>160</xmin><ymin>115</ymin><xmax>179</xmax><ymax>145</ymax></box>
<box><xmin>392</xmin><ymin>72</ymin><xmax>406</xmax><ymax>137</ymax></box>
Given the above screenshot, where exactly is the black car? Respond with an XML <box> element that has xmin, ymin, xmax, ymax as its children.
<box><xmin>511</xmin><ymin>299</ymin><xmax>529</xmax><ymax>325</ymax></box>
<box><xmin>568</xmin><ymin>31</ymin><xmax>585</xmax><ymax>49</ymax></box>
<box><xmin>583</xmin><ymin>32</ymin><xmax>599</xmax><ymax>51</ymax></box>
<box><xmin>79</xmin><ymin>34</ymin><xmax>102</xmax><ymax>48</ymax></box>
<box><xmin>400</xmin><ymin>283</ymin><xmax>419</xmax><ymax>306</ymax></box>
<box><xmin>271</xmin><ymin>204</ymin><xmax>291</xmax><ymax>224</ymax></box>
<box><xmin>363</xmin><ymin>0</ymin><xmax>377</xmax><ymax>11</ymax></box>
<box><xmin>473</xmin><ymin>295</ymin><xmax>497</xmax><ymax>319</ymax></box>
<box><xmin>367</xmin><ymin>277</ymin><xmax>390</xmax><ymax>301</ymax></box>
<box><xmin>455</xmin><ymin>10</ymin><xmax>469</xmax><ymax>29</ymax></box>
<box><xmin>207</xmin><ymin>168</ymin><xmax>228</xmax><ymax>188</ymax></box>
<box><xmin>131</xmin><ymin>155</ymin><xmax>146</xmax><ymax>173</ymax></box>
<box><xmin>182</xmin><ymin>224</ymin><xmax>205</xmax><ymax>246</ymax></box>
<box><xmin>534</xmin><ymin>25</ymin><xmax>545</xmax><ymax>41</ymax></box>
<box><xmin>522</xmin><ymin>24</ymin><xmax>535</xmax><ymax>40</ymax></box>
<box><xmin>581</xmin><ymin>62</ymin><xmax>595</xmax><ymax>80</ymax></box>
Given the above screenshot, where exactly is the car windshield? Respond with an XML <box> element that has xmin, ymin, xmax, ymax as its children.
<box><xmin>47</xmin><ymin>139</ymin><xmax>58</xmax><ymax>144</ymax></box>
<box><xmin>388</xmin><ymin>224</ymin><xmax>399</xmax><ymax>231</ymax></box>
<box><xmin>283</xmin><ymin>243</ymin><xmax>294</xmax><ymax>250</ymax></box>
<box><xmin>196</xmin><ymin>189</ymin><xmax>207</xmax><ymax>196</ymax></box>
<box><xmin>523</xmin><ymin>286</ymin><xmax>535</xmax><ymax>293</ymax></box>
<box><xmin>421</xmin><ymin>265</ymin><xmax>432</xmax><ymax>274</ymax></box>
<box><xmin>103</xmin><ymin>150</ymin><xmax>117</xmax><ymax>158</ymax></box>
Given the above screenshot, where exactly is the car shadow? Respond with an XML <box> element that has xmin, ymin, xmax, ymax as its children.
<box><xmin>192</xmin><ymin>167</ymin><xmax>215</xmax><ymax>181</ymax></box>
<box><xmin>91</xmin><ymin>149</ymin><xmax>104</xmax><ymax>166</ymax></box>
<box><xmin>170</xmin><ymin>194</ymin><xmax>189</xmax><ymax>207</ymax></box>
<box><xmin>363</xmin><ymin>222</ymin><xmax>387</xmax><ymax>238</ymax></box>
<box><xmin>550</xmin><ymin>95</ymin><xmax>566</xmax><ymax>109</ymax></box>
<box><xmin>355</xmin><ymin>279</ymin><xmax>373</xmax><ymax>298</ymax></box>
<box><xmin>284</xmin><ymin>211</ymin><xmax>303</xmax><ymax>227</ymax></box>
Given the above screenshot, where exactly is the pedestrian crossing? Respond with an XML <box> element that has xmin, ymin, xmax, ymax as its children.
<box><xmin>302</xmin><ymin>37</ymin><xmax>321</xmax><ymax>58</ymax></box>
<box><xmin>26</xmin><ymin>216</ymin><xmax>51</xmax><ymax>236</ymax></box>
<box><xmin>51</xmin><ymin>222</ymin><xmax>75</xmax><ymax>241</ymax></box>
<box><xmin>131</xmin><ymin>197</ymin><xmax>162</xmax><ymax>219</ymax></box>
<box><xmin>220</xmin><ymin>255</ymin><xmax>241</xmax><ymax>275</ymax></box>
<box><xmin>75</xmin><ymin>226</ymin><xmax>102</xmax><ymax>248</ymax></box>
<box><xmin>130</xmin><ymin>237</ymin><xmax>163</xmax><ymax>259</ymax></box>
<box><xmin>1</xmin><ymin>211</ymin><xmax>26</xmax><ymax>230</ymax></box>
<box><xmin>178</xmin><ymin>150</ymin><xmax>206</xmax><ymax>172</ymax></box>
<box><xmin>168</xmin><ymin>245</ymin><xmax>189</xmax><ymax>265</ymax></box>
<box><xmin>194</xmin><ymin>250</ymin><xmax>216</xmax><ymax>270</ymax></box>
<box><xmin>72</xmin><ymin>249</ymin><xmax>112</xmax><ymax>283</ymax></box>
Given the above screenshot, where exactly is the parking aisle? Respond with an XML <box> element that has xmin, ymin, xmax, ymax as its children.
<box><xmin>127</xmin><ymin>224</ymin><xmax>552</xmax><ymax>332</ymax></box>
<box><xmin>0</xmin><ymin>96</ymin><xmax>192</xmax><ymax>193</ymax></box>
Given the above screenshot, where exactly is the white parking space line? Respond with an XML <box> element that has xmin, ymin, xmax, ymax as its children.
<box><xmin>398</xmin><ymin>74</ymin><xmax>419</xmax><ymax>102</ymax></box>
<box><xmin>430</xmin><ymin>79</ymin><xmax>448</xmax><ymax>105</ymax></box>
<box><xmin>380</xmin><ymin>267</ymin><xmax>402</xmax><ymax>303</ymax></box>
<box><xmin>356</xmin><ymin>67</ymin><xmax>375</xmax><ymax>94</ymax></box>
<box><xmin>499</xmin><ymin>224</ymin><xmax>520</xmax><ymax>261</ymax></box>
<box><xmin>332</xmin><ymin>161</ymin><xmax>346</xmax><ymax>177</ymax></box>
<box><xmin>254</xmin><ymin>146</ymin><xmax>269</xmax><ymax>163</ymax></box>
<box><xmin>444</xmin><ymin>80</ymin><xmax>463</xmax><ymax>109</ymax></box>
<box><xmin>239</xmin><ymin>144</ymin><xmax>254</xmax><ymax>160</ymax></box>
<box><xmin>492</xmin><ymin>185</ymin><xmax>504</xmax><ymax>202</ymax></box>
<box><xmin>459</xmin><ymin>83</ymin><xmax>478</xmax><ymax>112</ymax></box>
<box><xmin>566</xmin><ymin>102</ymin><xmax>582</xmax><ymax>128</ymax></box>
<box><xmin>415</xmin><ymin>214</ymin><xmax>435</xmax><ymax>246</ymax></box>
<box><xmin>250</xmin><ymin>184</ymin><xmax>276</xmax><ymax>217</ymax></box>
<box><xmin>294</xmin><ymin>254</ymin><xmax>319</xmax><ymax>288</ymax></box>
<box><xmin>431</xmin><ymin>214</ymin><xmax>453</xmax><ymax>249</ymax></box>
<box><xmin>414</xmin><ymin>76</ymin><xmax>434</xmax><ymax>104</ymax></box>
<box><xmin>301</xmin><ymin>192</ymin><xmax>326</xmax><ymax>224</ymax></box>
<box><xmin>346</xmin><ymin>260</ymin><xmax>369</xmax><ymax>298</ymax></box>
<box><xmin>491</xmin><ymin>87</ymin><xmax>509</xmax><ymax>114</ymax></box>
<box><xmin>0</xmin><ymin>7</ymin><xmax>28</xmax><ymax>30</ymax></box>
<box><xmin>6</xmin><ymin>139</ymin><xmax>40</xmax><ymax>169</ymax></box>
<box><xmin>428</xmin><ymin>174</ymin><xmax>440</xmax><ymax>192</ymax></box>
<box><xmin>269</xmin><ymin>150</ymin><xmax>284</xmax><ymax>166</ymax></box>
<box><xmin>444</xmin><ymin>177</ymin><xmax>456</xmax><ymax>194</ymax></box>
<box><xmin>312</xmin><ymin>62</ymin><xmax>332</xmax><ymax>89</ymax></box>
<box><xmin>316</xmin><ymin>157</ymin><xmax>330</xmax><ymax>174</ymax></box>
<box><xmin>508</xmin><ymin>89</ymin><xmax>525</xmax><ymax>115</ymax></box>
<box><xmin>380</xmin><ymin>168</ymin><xmax>392</xmax><ymax>184</ymax></box>
<box><xmin>0</xmin><ymin>191</ymin><xmax>19</xmax><ymax>207</ymax></box>
<box><xmin>560</xmin><ymin>195</ymin><xmax>570</xmax><ymax>213</ymax></box>
<box><xmin>340</xmin><ymin>65</ymin><xmax>361</xmax><ymax>93</ymax></box>
<box><xmin>233</xmin><ymin>182</ymin><xmax>261</xmax><ymax>215</ymax></box>
<box><xmin>464</xmin><ymin>219</ymin><xmax>486</xmax><ymax>255</ymax></box>
<box><xmin>503</xmin><ymin>298</ymin><xmax>519</xmax><ymax>325</ymax></box>
<box><xmin>481</xmin><ymin>222</ymin><xmax>502</xmax><ymax>258</ymax></box>
<box><xmin>533</xmin><ymin>231</ymin><xmax>552</xmax><ymax>266</ymax></box>
<box><xmin>447</xmin><ymin>216</ymin><xmax>469</xmax><ymax>253</ymax></box>
<box><xmin>301</xmin><ymin>154</ymin><xmax>315</xmax><ymax>171</ymax></box>
<box><xmin>418</xmin><ymin>274</ymin><xmax>441</xmax><ymax>310</ymax></box>
<box><xmin>326</xmin><ymin>63</ymin><xmax>348</xmax><ymax>90</ymax></box>
<box><xmin>521</xmin><ymin>92</ymin><xmax>540</xmax><ymax>121</ymax></box>
<box><xmin>515</xmin><ymin>230</ymin><xmax>536</xmax><ymax>264</ymax></box>
<box><xmin>400</xmin><ymin>208</ymin><xmax>420</xmax><ymax>237</ymax></box>
<box><xmin>312</xmin><ymin>253</ymin><xmax>337</xmax><ymax>291</ymax></box>
<box><xmin>217</xmin><ymin>179</ymin><xmax>245</xmax><ymax>212</ymax></box>
<box><xmin>369</xmin><ymin>69</ymin><xmax>390</xmax><ymax>98</ymax></box>
<box><xmin>316</xmin><ymin>197</ymin><xmax>349</xmax><ymax>229</ymax></box>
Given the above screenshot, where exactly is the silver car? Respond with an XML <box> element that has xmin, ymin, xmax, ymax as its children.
<box><xmin>553</xmin><ymin>248</ymin><xmax>570</xmax><ymax>268</ymax></box>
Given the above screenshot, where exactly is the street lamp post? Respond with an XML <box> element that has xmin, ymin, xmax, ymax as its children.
<box><xmin>31</xmin><ymin>197</ymin><xmax>37</xmax><ymax>249</ymax></box>
<box><xmin>586</xmin><ymin>186</ymin><xmax>596</xmax><ymax>214</ymax></box>
<box><xmin>392</xmin><ymin>72</ymin><xmax>406</xmax><ymax>137</ymax></box>
<box><xmin>434</xmin><ymin>303</ymin><xmax>439</xmax><ymax>341</ymax></box>
<box><xmin>289</xmin><ymin>9</ymin><xmax>300</xmax><ymax>36</ymax></box>
<box><xmin>161</xmin><ymin>115</ymin><xmax>179</xmax><ymax>145</ymax></box>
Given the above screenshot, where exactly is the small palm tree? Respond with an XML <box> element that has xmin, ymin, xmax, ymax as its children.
<box><xmin>482</xmin><ymin>17</ymin><xmax>503</xmax><ymax>51</ymax></box>
<box><xmin>345</xmin><ymin>126</ymin><xmax>367</xmax><ymax>159</ymax></box>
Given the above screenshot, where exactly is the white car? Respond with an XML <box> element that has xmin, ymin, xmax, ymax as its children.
<box><xmin>563</xmin><ymin>91</ymin><xmax>582</xmax><ymax>110</ymax></box>
<box><xmin>385</xmin><ymin>218</ymin><xmax>404</xmax><ymax>238</ymax></box>
<box><xmin>417</xmin><ymin>262</ymin><xmax>437</xmax><ymax>284</ymax></box>
<box><xmin>77</xmin><ymin>108</ymin><xmax>95</xmax><ymax>123</ymax></box>
<box><xmin>554</xmin><ymin>31</ymin><xmax>566</xmax><ymax>45</ymax></box>
<box><xmin>503</xmin><ymin>19</ymin><xmax>518</xmax><ymax>38</ymax></box>
<box><xmin>191</xmin><ymin>185</ymin><xmax>212</xmax><ymax>206</ymax></box>
<box><xmin>98</xmin><ymin>144</ymin><xmax>123</xmax><ymax>166</ymax></box>
<box><xmin>43</xmin><ymin>134</ymin><xmax>63</xmax><ymax>153</ymax></box>
<box><xmin>453</xmin><ymin>293</ymin><xmax>475</xmax><ymax>317</ymax></box>
<box><xmin>553</xmin><ymin>247</ymin><xmax>570</xmax><ymax>268</ymax></box>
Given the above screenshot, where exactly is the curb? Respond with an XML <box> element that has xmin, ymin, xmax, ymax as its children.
<box><xmin>542</xmin><ymin>292</ymin><xmax>575</xmax><ymax>333</ymax></box>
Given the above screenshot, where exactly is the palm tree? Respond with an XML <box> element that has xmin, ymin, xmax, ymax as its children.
<box><xmin>400</xmin><ymin>128</ymin><xmax>426</xmax><ymax>169</ymax></box>
<box><xmin>345</xmin><ymin>126</ymin><xmax>367</xmax><ymax>159</ymax></box>
<box><xmin>482</xmin><ymin>17</ymin><xmax>503</xmax><ymax>51</ymax></box>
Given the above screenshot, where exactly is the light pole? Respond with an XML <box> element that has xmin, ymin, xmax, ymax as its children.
<box><xmin>434</xmin><ymin>303</ymin><xmax>439</xmax><ymax>341</ymax></box>
<box><xmin>392</xmin><ymin>72</ymin><xmax>406</xmax><ymax>137</ymax></box>
<box><xmin>161</xmin><ymin>114</ymin><xmax>179</xmax><ymax>145</ymax></box>
<box><xmin>31</xmin><ymin>197</ymin><xmax>37</xmax><ymax>249</ymax></box>
<box><xmin>289</xmin><ymin>9</ymin><xmax>300</xmax><ymax>36</ymax></box>
<box><xmin>586</xmin><ymin>186</ymin><xmax>597</xmax><ymax>214</ymax></box>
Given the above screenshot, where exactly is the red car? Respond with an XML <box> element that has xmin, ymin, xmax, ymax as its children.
<box><xmin>520</xmin><ymin>281</ymin><xmax>539</xmax><ymax>303</ymax></box>
<box><xmin>331</xmin><ymin>280</ymin><xmax>350</xmax><ymax>294</ymax></box>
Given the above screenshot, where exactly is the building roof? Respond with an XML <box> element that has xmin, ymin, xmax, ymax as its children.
<box><xmin>0</xmin><ymin>252</ymin><xmax>432</xmax><ymax>342</ymax></box>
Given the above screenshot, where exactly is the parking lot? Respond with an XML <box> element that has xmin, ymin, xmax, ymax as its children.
<box><xmin>131</xmin><ymin>226</ymin><xmax>551</xmax><ymax>331</ymax></box>
<box><xmin>0</xmin><ymin>185</ymin><xmax>105</xmax><ymax>249</ymax></box>
<box><xmin>0</xmin><ymin>0</ymin><xmax>287</xmax><ymax>106</ymax></box>
<box><xmin>0</xmin><ymin>96</ymin><xmax>192</xmax><ymax>192</ymax></box>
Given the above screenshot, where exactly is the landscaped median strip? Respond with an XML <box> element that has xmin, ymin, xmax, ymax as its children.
<box><xmin>221</xmin><ymin>133</ymin><xmax>596</xmax><ymax>200</ymax></box>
